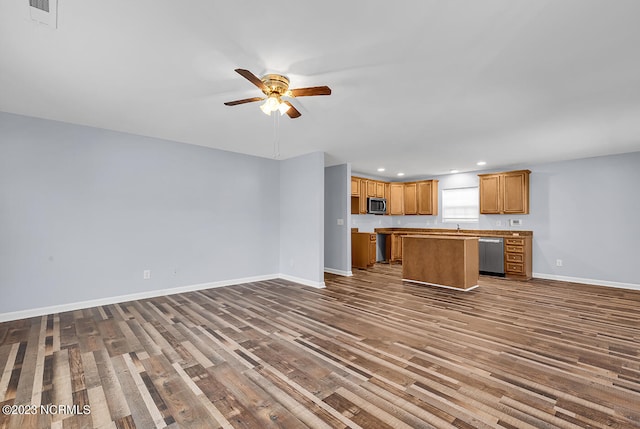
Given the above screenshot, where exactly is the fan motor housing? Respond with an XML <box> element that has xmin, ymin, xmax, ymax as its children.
<box><xmin>261</xmin><ymin>74</ymin><xmax>290</xmax><ymax>95</ymax></box>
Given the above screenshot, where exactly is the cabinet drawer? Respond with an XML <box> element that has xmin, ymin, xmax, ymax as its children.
<box><xmin>506</xmin><ymin>245</ymin><xmax>524</xmax><ymax>253</ymax></box>
<box><xmin>506</xmin><ymin>253</ymin><xmax>524</xmax><ymax>263</ymax></box>
<box><xmin>505</xmin><ymin>238</ymin><xmax>525</xmax><ymax>246</ymax></box>
<box><xmin>506</xmin><ymin>262</ymin><xmax>525</xmax><ymax>274</ymax></box>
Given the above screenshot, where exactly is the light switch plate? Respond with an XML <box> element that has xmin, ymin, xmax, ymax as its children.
<box><xmin>510</xmin><ymin>219</ymin><xmax>522</xmax><ymax>226</ymax></box>
<box><xmin>337</xmin><ymin>218</ymin><xmax>344</xmax><ymax>225</ymax></box>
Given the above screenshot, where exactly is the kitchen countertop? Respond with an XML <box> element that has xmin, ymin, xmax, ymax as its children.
<box><xmin>374</xmin><ymin>228</ymin><xmax>532</xmax><ymax>237</ymax></box>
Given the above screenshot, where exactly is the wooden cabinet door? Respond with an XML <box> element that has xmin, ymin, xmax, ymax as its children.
<box><xmin>351</xmin><ymin>177</ymin><xmax>360</xmax><ymax>196</ymax></box>
<box><xmin>369</xmin><ymin>238</ymin><xmax>376</xmax><ymax>266</ymax></box>
<box><xmin>503</xmin><ymin>171</ymin><xmax>529</xmax><ymax>214</ymax></box>
<box><xmin>359</xmin><ymin>180</ymin><xmax>368</xmax><ymax>214</ymax></box>
<box><xmin>384</xmin><ymin>183</ymin><xmax>391</xmax><ymax>215</ymax></box>
<box><xmin>417</xmin><ymin>180</ymin><xmax>438</xmax><ymax>215</ymax></box>
<box><xmin>390</xmin><ymin>234</ymin><xmax>403</xmax><ymax>261</ymax></box>
<box><xmin>404</xmin><ymin>183</ymin><xmax>417</xmax><ymax>215</ymax></box>
<box><xmin>375</xmin><ymin>182</ymin><xmax>385</xmax><ymax>198</ymax></box>
<box><xmin>389</xmin><ymin>184</ymin><xmax>404</xmax><ymax>215</ymax></box>
<box><xmin>479</xmin><ymin>175</ymin><xmax>501</xmax><ymax>214</ymax></box>
<box><xmin>367</xmin><ymin>180</ymin><xmax>376</xmax><ymax>198</ymax></box>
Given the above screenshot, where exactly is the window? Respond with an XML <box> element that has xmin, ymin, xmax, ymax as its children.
<box><xmin>442</xmin><ymin>187</ymin><xmax>479</xmax><ymax>223</ymax></box>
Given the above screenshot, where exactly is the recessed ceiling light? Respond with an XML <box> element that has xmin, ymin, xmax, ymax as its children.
<box><xmin>377</xmin><ymin>168</ymin><xmax>385</xmax><ymax>172</ymax></box>
<box><xmin>477</xmin><ymin>161</ymin><xmax>487</xmax><ymax>166</ymax></box>
<box><xmin>397</xmin><ymin>172</ymin><xmax>405</xmax><ymax>177</ymax></box>
<box><xmin>450</xmin><ymin>169</ymin><xmax>459</xmax><ymax>174</ymax></box>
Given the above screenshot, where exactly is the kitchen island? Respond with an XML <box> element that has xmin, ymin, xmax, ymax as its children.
<box><xmin>402</xmin><ymin>235</ymin><xmax>479</xmax><ymax>291</ymax></box>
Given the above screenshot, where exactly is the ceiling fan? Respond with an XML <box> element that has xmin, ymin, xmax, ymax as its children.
<box><xmin>224</xmin><ymin>69</ymin><xmax>331</xmax><ymax>119</ymax></box>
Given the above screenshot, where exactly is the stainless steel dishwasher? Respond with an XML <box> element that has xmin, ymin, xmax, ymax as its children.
<box><xmin>479</xmin><ymin>237</ymin><xmax>505</xmax><ymax>276</ymax></box>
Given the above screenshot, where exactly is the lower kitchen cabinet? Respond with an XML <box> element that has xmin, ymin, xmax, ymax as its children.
<box><xmin>389</xmin><ymin>233</ymin><xmax>403</xmax><ymax>263</ymax></box>
<box><xmin>504</xmin><ymin>236</ymin><xmax>532</xmax><ymax>279</ymax></box>
<box><xmin>352</xmin><ymin>232</ymin><xmax>377</xmax><ymax>269</ymax></box>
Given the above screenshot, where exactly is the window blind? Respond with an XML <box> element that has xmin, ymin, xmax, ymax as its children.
<box><xmin>442</xmin><ymin>187</ymin><xmax>479</xmax><ymax>223</ymax></box>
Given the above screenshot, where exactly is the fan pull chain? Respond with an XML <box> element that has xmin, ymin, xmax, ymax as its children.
<box><xmin>273</xmin><ymin>112</ymin><xmax>280</xmax><ymax>159</ymax></box>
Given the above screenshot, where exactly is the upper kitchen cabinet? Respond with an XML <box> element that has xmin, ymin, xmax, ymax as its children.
<box><xmin>350</xmin><ymin>176</ymin><xmax>438</xmax><ymax>216</ymax></box>
<box><xmin>351</xmin><ymin>177</ymin><xmax>360</xmax><ymax>196</ymax></box>
<box><xmin>352</xmin><ymin>176</ymin><xmax>390</xmax><ymax>214</ymax></box>
<box><xmin>403</xmin><ymin>183</ymin><xmax>418</xmax><ymax>215</ymax></box>
<box><xmin>478</xmin><ymin>170</ymin><xmax>530</xmax><ymax>214</ymax></box>
<box><xmin>359</xmin><ymin>179</ymin><xmax>368</xmax><ymax>214</ymax></box>
<box><xmin>367</xmin><ymin>180</ymin><xmax>376</xmax><ymax>198</ymax></box>
<box><xmin>389</xmin><ymin>183</ymin><xmax>404</xmax><ymax>215</ymax></box>
<box><xmin>402</xmin><ymin>180</ymin><xmax>438</xmax><ymax>215</ymax></box>
<box><xmin>417</xmin><ymin>180</ymin><xmax>438</xmax><ymax>215</ymax></box>
<box><xmin>350</xmin><ymin>176</ymin><xmax>368</xmax><ymax>214</ymax></box>
<box><xmin>384</xmin><ymin>183</ymin><xmax>391</xmax><ymax>215</ymax></box>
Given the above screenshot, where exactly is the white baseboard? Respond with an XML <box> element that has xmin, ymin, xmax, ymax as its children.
<box><xmin>0</xmin><ymin>273</ymin><xmax>327</xmax><ymax>322</ymax></box>
<box><xmin>533</xmin><ymin>273</ymin><xmax>640</xmax><ymax>291</ymax></box>
<box><xmin>402</xmin><ymin>278</ymin><xmax>478</xmax><ymax>292</ymax></box>
<box><xmin>324</xmin><ymin>267</ymin><xmax>353</xmax><ymax>277</ymax></box>
<box><xmin>278</xmin><ymin>273</ymin><xmax>326</xmax><ymax>289</ymax></box>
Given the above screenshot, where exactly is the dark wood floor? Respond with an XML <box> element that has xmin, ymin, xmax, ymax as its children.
<box><xmin>1</xmin><ymin>264</ymin><xmax>639</xmax><ymax>429</ymax></box>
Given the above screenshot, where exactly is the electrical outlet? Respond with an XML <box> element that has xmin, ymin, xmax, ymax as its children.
<box><xmin>172</xmin><ymin>268</ymin><xmax>177</xmax><ymax>276</ymax></box>
<box><xmin>337</xmin><ymin>218</ymin><xmax>344</xmax><ymax>226</ymax></box>
<box><xmin>556</xmin><ymin>259</ymin><xmax>563</xmax><ymax>267</ymax></box>
<box><xmin>143</xmin><ymin>270</ymin><xmax>151</xmax><ymax>279</ymax></box>
<box><xmin>510</xmin><ymin>219</ymin><xmax>522</xmax><ymax>227</ymax></box>
<box><xmin>496</xmin><ymin>220</ymin><xmax>502</xmax><ymax>226</ymax></box>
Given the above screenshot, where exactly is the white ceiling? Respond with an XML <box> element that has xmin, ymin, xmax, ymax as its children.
<box><xmin>2</xmin><ymin>1</ymin><xmax>640</xmax><ymax>178</ymax></box>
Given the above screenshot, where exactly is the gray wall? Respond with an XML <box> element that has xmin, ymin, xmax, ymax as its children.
<box><xmin>0</xmin><ymin>112</ymin><xmax>281</xmax><ymax>314</ymax></box>
<box><xmin>355</xmin><ymin>152</ymin><xmax>640</xmax><ymax>287</ymax></box>
<box><xmin>279</xmin><ymin>151</ymin><xmax>325</xmax><ymax>286</ymax></box>
<box><xmin>324</xmin><ymin>164</ymin><xmax>351</xmax><ymax>274</ymax></box>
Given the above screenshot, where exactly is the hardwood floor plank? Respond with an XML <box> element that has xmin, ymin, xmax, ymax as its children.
<box><xmin>141</xmin><ymin>354</ymin><xmax>215</xmax><ymax>428</ymax></box>
<box><xmin>12</xmin><ymin>321</ymin><xmax>38</xmax><ymax>404</ymax></box>
<box><xmin>171</xmin><ymin>361</ymin><xmax>231</xmax><ymax>429</ymax></box>
<box><xmin>1</xmin><ymin>264</ymin><xmax>639</xmax><ymax>428</ymax></box>
<box><xmin>0</xmin><ymin>343</ymin><xmax>19</xmax><ymax>402</ymax></box>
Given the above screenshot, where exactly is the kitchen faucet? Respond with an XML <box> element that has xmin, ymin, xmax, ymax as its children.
<box><xmin>457</xmin><ymin>224</ymin><xmax>460</xmax><ymax>232</ymax></box>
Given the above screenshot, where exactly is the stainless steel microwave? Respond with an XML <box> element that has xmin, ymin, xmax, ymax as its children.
<box><xmin>368</xmin><ymin>197</ymin><xmax>387</xmax><ymax>215</ymax></box>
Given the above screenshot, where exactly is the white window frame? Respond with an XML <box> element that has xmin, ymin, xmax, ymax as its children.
<box><xmin>442</xmin><ymin>187</ymin><xmax>479</xmax><ymax>223</ymax></box>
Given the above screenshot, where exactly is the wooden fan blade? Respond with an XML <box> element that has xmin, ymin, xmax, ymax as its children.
<box><xmin>224</xmin><ymin>97</ymin><xmax>264</xmax><ymax>106</ymax></box>
<box><xmin>289</xmin><ymin>86</ymin><xmax>332</xmax><ymax>97</ymax></box>
<box><xmin>235</xmin><ymin>68</ymin><xmax>267</xmax><ymax>92</ymax></box>
<box><xmin>284</xmin><ymin>101</ymin><xmax>301</xmax><ymax>119</ymax></box>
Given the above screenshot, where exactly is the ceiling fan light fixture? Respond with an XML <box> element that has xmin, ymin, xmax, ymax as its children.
<box><xmin>278</xmin><ymin>102</ymin><xmax>291</xmax><ymax>116</ymax></box>
<box><xmin>260</xmin><ymin>96</ymin><xmax>279</xmax><ymax>115</ymax></box>
<box><xmin>225</xmin><ymin>69</ymin><xmax>330</xmax><ymax>119</ymax></box>
<box><xmin>259</xmin><ymin>102</ymin><xmax>271</xmax><ymax>115</ymax></box>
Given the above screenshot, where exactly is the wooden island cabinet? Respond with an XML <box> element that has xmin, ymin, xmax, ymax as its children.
<box><xmin>403</xmin><ymin>235</ymin><xmax>479</xmax><ymax>291</ymax></box>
